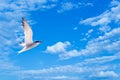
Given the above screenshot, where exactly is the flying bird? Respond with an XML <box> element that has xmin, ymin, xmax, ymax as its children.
<box><xmin>18</xmin><ymin>18</ymin><xmax>42</xmax><ymax>53</ymax></box>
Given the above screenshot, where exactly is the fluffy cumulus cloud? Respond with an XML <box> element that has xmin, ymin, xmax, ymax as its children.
<box><xmin>46</xmin><ymin>41</ymin><xmax>71</xmax><ymax>53</ymax></box>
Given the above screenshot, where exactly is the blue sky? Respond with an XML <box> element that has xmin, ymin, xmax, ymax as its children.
<box><xmin>0</xmin><ymin>0</ymin><xmax>120</xmax><ymax>80</ymax></box>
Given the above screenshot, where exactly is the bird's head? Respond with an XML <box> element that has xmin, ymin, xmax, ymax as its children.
<box><xmin>35</xmin><ymin>41</ymin><xmax>42</xmax><ymax>44</ymax></box>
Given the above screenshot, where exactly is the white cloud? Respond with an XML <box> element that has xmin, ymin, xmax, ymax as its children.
<box><xmin>99</xmin><ymin>26</ymin><xmax>111</xmax><ymax>32</ymax></box>
<box><xmin>0</xmin><ymin>0</ymin><xmax>58</xmax><ymax>78</ymax></box>
<box><xmin>80</xmin><ymin>0</ymin><xmax>120</xmax><ymax>27</ymax></box>
<box><xmin>19</xmin><ymin>65</ymin><xmax>83</xmax><ymax>74</ymax></box>
<box><xmin>0</xmin><ymin>0</ymin><xmax>57</xmax><ymax>12</ymax></box>
<box><xmin>60</xmin><ymin>27</ymin><xmax>120</xmax><ymax>59</ymax></box>
<box><xmin>12</xmin><ymin>56</ymin><xmax>120</xmax><ymax>79</ymax></box>
<box><xmin>14</xmin><ymin>64</ymin><xmax>84</xmax><ymax>79</ymax></box>
<box><xmin>97</xmin><ymin>71</ymin><xmax>118</xmax><ymax>77</ymax></box>
<box><xmin>1</xmin><ymin>0</ymin><xmax>120</xmax><ymax>79</ymax></box>
<box><xmin>46</xmin><ymin>28</ymin><xmax>120</xmax><ymax>60</ymax></box>
<box><xmin>73</xmin><ymin>27</ymin><xmax>78</xmax><ymax>30</ymax></box>
<box><xmin>50</xmin><ymin>76</ymin><xmax>72</xmax><ymax>79</ymax></box>
<box><xmin>57</xmin><ymin>2</ymin><xmax>74</xmax><ymax>13</ymax></box>
<box><xmin>80</xmin><ymin>29</ymin><xmax>93</xmax><ymax>42</ymax></box>
<box><xmin>80</xmin><ymin>11</ymin><xmax>111</xmax><ymax>26</ymax></box>
<box><xmin>18</xmin><ymin>52</ymin><xmax>120</xmax><ymax>80</ymax></box>
<box><xmin>62</xmin><ymin>2</ymin><xmax>74</xmax><ymax>10</ymax></box>
<box><xmin>57</xmin><ymin>2</ymin><xmax>93</xmax><ymax>13</ymax></box>
<box><xmin>59</xmin><ymin>49</ymin><xmax>79</xmax><ymax>60</ymax></box>
<box><xmin>85</xmin><ymin>29</ymin><xmax>93</xmax><ymax>38</ymax></box>
<box><xmin>84</xmin><ymin>52</ymin><xmax>120</xmax><ymax>64</ymax></box>
<box><xmin>46</xmin><ymin>41</ymin><xmax>71</xmax><ymax>53</ymax></box>
<box><xmin>88</xmin><ymin>29</ymin><xmax>93</xmax><ymax>33</ymax></box>
<box><xmin>0</xmin><ymin>0</ymin><xmax>59</xmax><ymax>54</ymax></box>
<box><xmin>45</xmin><ymin>28</ymin><xmax>120</xmax><ymax>60</ymax></box>
<box><xmin>110</xmin><ymin>0</ymin><xmax>120</xmax><ymax>7</ymax></box>
<box><xmin>58</xmin><ymin>1</ymin><xmax>120</xmax><ymax>59</ymax></box>
<box><xmin>12</xmin><ymin>0</ymin><xmax>47</xmax><ymax>11</ymax></box>
<box><xmin>95</xmin><ymin>27</ymin><xmax>120</xmax><ymax>41</ymax></box>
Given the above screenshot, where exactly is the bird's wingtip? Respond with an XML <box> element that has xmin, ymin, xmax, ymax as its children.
<box><xmin>22</xmin><ymin>17</ymin><xmax>25</xmax><ymax>21</ymax></box>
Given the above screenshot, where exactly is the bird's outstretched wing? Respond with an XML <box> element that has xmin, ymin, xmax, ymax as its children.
<box><xmin>22</xmin><ymin>18</ymin><xmax>33</xmax><ymax>45</ymax></box>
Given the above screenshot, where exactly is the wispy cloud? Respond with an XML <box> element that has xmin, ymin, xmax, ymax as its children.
<box><xmin>55</xmin><ymin>0</ymin><xmax>120</xmax><ymax>60</ymax></box>
<box><xmin>0</xmin><ymin>0</ymin><xmax>59</xmax><ymax>54</ymax></box>
<box><xmin>73</xmin><ymin>27</ymin><xmax>78</xmax><ymax>30</ymax></box>
<box><xmin>80</xmin><ymin>0</ymin><xmax>120</xmax><ymax>28</ymax></box>
<box><xmin>45</xmin><ymin>27</ymin><xmax>120</xmax><ymax>60</ymax></box>
<box><xmin>79</xmin><ymin>1</ymin><xmax>120</xmax><ymax>41</ymax></box>
<box><xmin>85</xmin><ymin>29</ymin><xmax>93</xmax><ymax>38</ymax></box>
<box><xmin>90</xmin><ymin>71</ymin><xmax>119</xmax><ymax>78</ymax></box>
<box><xmin>12</xmin><ymin>54</ymin><xmax>120</xmax><ymax>79</ymax></box>
<box><xmin>0</xmin><ymin>0</ymin><xmax>58</xmax><ymax>78</ymax></box>
<box><xmin>1</xmin><ymin>0</ymin><xmax>120</xmax><ymax>80</ymax></box>
<box><xmin>60</xmin><ymin>27</ymin><xmax>120</xmax><ymax>59</ymax></box>
<box><xmin>57</xmin><ymin>2</ymin><xmax>93</xmax><ymax>13</ymax></box>
<box><xmin>99</xmin><ymin>26</ymin><xmax>111</xmax><ymax>32</ymax></box>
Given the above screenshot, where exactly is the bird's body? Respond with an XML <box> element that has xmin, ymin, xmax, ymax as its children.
<box><xmin>18</xmin><ymin>18</ymin><xmax>41</xmax><ymax>53</ymax></box>
<box><xmin>18</xmin><ymin>41</ymin><xmax>41</xmax><ymax>53</ymax></box>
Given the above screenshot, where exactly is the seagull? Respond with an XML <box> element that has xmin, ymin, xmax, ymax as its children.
<box><xmin>18</xmin><ymin>18</ymin><xmax>42</xmax><ymax>53</ymax></box>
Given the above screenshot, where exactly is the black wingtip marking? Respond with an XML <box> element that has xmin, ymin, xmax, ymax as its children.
<box><xmin>22</xmin><ymin>17</ymin><xmax>25</xmax><ymax>27</ymax></box>
<box><xmin>22</xmin><ymin>17</ymin><xmax>24</xmax><ymax>20</ymax></box>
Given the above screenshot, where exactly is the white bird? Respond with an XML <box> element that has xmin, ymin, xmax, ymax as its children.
<box><xmin>18</xmin><ymin>18</ymin><xmax>42</xmax><ymax>53</ymax></box>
